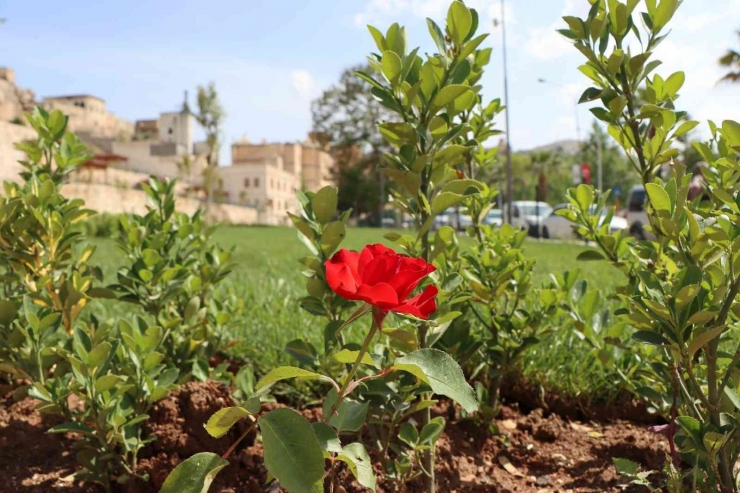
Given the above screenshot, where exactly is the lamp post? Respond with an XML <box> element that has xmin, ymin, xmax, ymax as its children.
<box><xmin>499</xmin><ymin>0</ymin><xmax>513</xmax><ymax>225</ymax></box>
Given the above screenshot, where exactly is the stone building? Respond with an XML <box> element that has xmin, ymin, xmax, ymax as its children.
<box><xmin>41</xmin><ymin>94</ymin><xmax>134</xmax><ymax>140</ymax></box>
<box><xmin>110</xmin><ymin>109</ymin><xmax>203</xmax><ymax>182</ymax></box>
<box><xmin>0</xmin><ymin>66</ymin><xmax>336</xmax><ymax>225</ymax></box>
<box><xmin>216</xmin><ymin>138</ymin><xmax>335</xmax><ymax>223</ymax></box>
<box><xmin>0</xmin><ymin>68</ymin><xmax>35</xmax><ymax>123</ymax></box>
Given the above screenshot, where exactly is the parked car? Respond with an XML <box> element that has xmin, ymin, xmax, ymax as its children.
<box><xmin>456</xmin><ymin>208</ymin><xmax>503</xmax><ymax>230</ymax></box>
<box><xmin>484</xmin><ymin>209</ymin><xmax>503</xmax><ymax>227</ymax></box>
<box><xmin>433</xmin><ymin>210</ymin><xmax>457</xmax><ymax>230</ymax></box>
<box><xmin>542</xmin><ymin>204</ymin><xmax>628</xmax><ymax>239</ymax></box>
<box><xmin>622</xmin><ymin>185</ymin><xmax>651</xmax><ymax>239</ymax></box>
<box><xmin>509</xmin><ymin>201</ymin><xmax>553</xmax><ymax>237</ymax></box>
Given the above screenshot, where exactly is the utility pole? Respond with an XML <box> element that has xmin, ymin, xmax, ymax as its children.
<box><xmin>596</xmin><ymin>125</ymin><xmax>603</xmax><ymax>191</ymax></box>
<box><xmin>501</xmin><ymin>0</ymin><xmax>513</xmax><ymax>224</ymax></box>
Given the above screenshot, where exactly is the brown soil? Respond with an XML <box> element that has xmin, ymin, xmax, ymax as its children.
<box><xmin>0</xmin><ymin>380</ymin><xmax>668</xmax><ymax>493</ymax></box>
<box><xmin>500</xmin><ymin>377</ymin><xmax>661</xmax><ymax>425</ymax></box>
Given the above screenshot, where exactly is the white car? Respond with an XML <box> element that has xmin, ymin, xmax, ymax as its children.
<box><xmin>484</xmin><ymin>209</ymin><xmax>503</xmax><ymax>227</ymax></box>
<box><xmin>542</xmin><ymin>204</ymin><xmax>628</xmax><ymax>239</ymax></box>
<box><xmin>508</xmin><ymin>201</ymin><xmax>553</xmax><ymax>237</ymax></box>
<box><xmin>456</xmin><ymin>208</ymin><xmax>503</xmax><ymax>230</ymax></box>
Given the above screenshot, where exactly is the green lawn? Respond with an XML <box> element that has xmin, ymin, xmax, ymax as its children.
<box><xmin>88</xmin><ymin>226</ymin><xmax>627</xmax><ymax>402</ymax></box>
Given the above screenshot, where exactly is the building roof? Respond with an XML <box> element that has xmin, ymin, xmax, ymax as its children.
<box><xmin>80</xmin><ymin>153</ymin><xmax>128</xmax><ymax>170</ymax></box>
<box><xmin>43</xmin><ymin>94</ymin><xmax>105</xmax><ymax>103</ymax></box>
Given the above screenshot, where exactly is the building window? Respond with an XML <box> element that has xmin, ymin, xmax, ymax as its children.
<box><xmin>168</xmin><ymin>128</ymin><xmax>173</xmax><ymax>135</ymax></box>
<box><xmin>271</xmin><ymin>178</ymin><xmax>274</xmax><ymax>189</ymax></box>
<box><xmin>244</xmin><ymin>178</ymin><xmax>250</xmax><ymax>187</ymax></box>
<box><xmin>255</xmin><ymin>178</ymin><xmax>260</xmax><ymax>187</ymax></box>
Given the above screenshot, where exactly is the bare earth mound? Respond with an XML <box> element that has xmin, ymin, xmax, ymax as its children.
<box><xmin>0</xmin><ymin>382</ymin><xmax>667</xmax><ymax>492</ymax></box>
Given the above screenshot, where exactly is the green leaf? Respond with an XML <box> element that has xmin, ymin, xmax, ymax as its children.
<box><xmin>645</xmin><ymin>183</ymin><xmax>671</xmax><ymax>213</ymax></box>
<box><xmin>383</xmin><ymin>169</ymin><xmax>421</xmax><ymax>197</ymax></box>
<box><xmin>675</xmin><ymin>284</ymin><xmax>699</xmax><ymax>308</ymax></box>
<box><xmin>674</xmin><ymin>120</ymin><xmax>698</xmax><ymax>137</ymax></box>
<box><xmin>576</xmin><ymin>250</ymin><xmax>606</xmax><ymax>261</ymax></box>
<box><xmin>441</xmin><ymin>179</ymin><xmax>483</xmax><ymax>195</ymax></box>
<box><xmin>160</xmin><ymin>452</ymin><xmax>229</xmax><ymax>493</ymax></box>
<box><xmin>312</xmin><ymin>422</ymin><xmax>342</xmax><ymax>454</ymax></box>
<box><xmin>320</xmin><ymin>221</ymin><xmax>346</xmax><ymax>253</ymax></box>
<box><xmin>432</xmin><ymin>192</ymin><xmax>464</xmax><ymax>215</ymax></box>
<box><xmin>324</xmin><ymin>390</ymin><xmax>369</xmax><ymax>432</ymax></box>
<box><xmin>458</xmin><ymin>33</ymin><xmax>489</xmax><ymax>60</ymax></box>
<box><xmin>393</xmin><ymin>348</ymin><xmax>478</xmax><ymax>413</ymax></box>
<box><xmin>205</xmin><ymin>407</ymin><xmax>250</xmax><ymax>439</ymax></box>
<box><xmin>688</xmin><ymin>326</ymin><xmax>725</xmax><ymax>357</ymax></box>
<box><xmin>447</xmin><ymin>1</ymin><xmax>472</xmax><ymax>45</ymax></box>
<box><xmin>94</xmin><ymin>374</ymin><xmax>120</xmax><ymax>393</ymax></box>
<box><xmin>688</xmin><ymin>310</ymin><xmax>717</xmax><ymax>326</ymax></box>
<box><xmin>288</xmin><ymin>212</ymin><xmax>315</xmax><ymax>240</ymax></box>
<box><xmin>337</xmin><ymin>443</ymin><xmax>376</xmax><ymax>492</ymax></box>
<box><xmin>0</xmin><ymin>300</ymin><xmax>17</xmax><ymax>326</ymax></box>
<box><xmin>379</xmin><ymin>122</ymin><xmax>417</xmax><ymax>147</ymax></box>
<box><xmin>332</xmin><ymin>349</ymin><xmax>378</xmax><ymax>368</ymax></box>
<box><xmin>367</xmin><ymin>25</ymin><xmax>387</xmax><ymax>52</ymax></box>
<box><xmin>192</xmin><ymin>359</ymin><xmax>210</xmax><ymax>382</ymax></box>
<box><xmin>419</xmin><ymin>417</ymin><xmax>445</xmax><ymax>445</ymax></box>
<box><xmin>575</xmin><ymin>184</ymin><xmax>594</xmax><ymax>210</ymax></box>
<box><xmin>312</xmin><ymin>186</ymin><xmax>339</xmax><ymax>224</ymax></box>
<box><xmin>142</xmin><ymin>248</ymin><xmax>161</xmax><ymax>268</ymax></box>
<box><xmin>399</xmin><ymin>422</ymin><xmax>419</xmax><ymax>446</ymax></box>
<box><xmin>285</xmin><ymin>340</ymin><xmax>319</xmax><ymax>367</ymax></box>
<box><xmin>653</xmin><ymin>0</ymin><xmax>678</xmax><ymax>32</ymax></box>
<box><xmin>256</xmin><ymin>366</ymin><xmax>334</xmax><ymax>390</ymax></box>
<box><xmin>664</xmin><ymin>71</ymin><xmax>685</xmax><ymax>97</ymax></box>
<box><xmin>431</xmin><ymin>85</ymin><xmax>473</xmax><ymax>111</ymax></box>
<box><xmin>88</xmin><ymin>342</ymin><xmax>112</xmax><ymax>369</ymax></box>
<box><xmin>722</xmin><ymin>120</ymin><xmax>740</xmax><ymax>145</ymax></box>
<box><xmin>613</xmin><ymin>457</ymin><xmax>640</xmax><ymax>476</ymax></box>
<box><xmin>260</xmin><ymin>408</ymin><xmax>324</xmax><ymax>493</ymax></box>
<box><xmin>724</xmin><ymin>387</ymin><xmax>740</xmax><ymax>410</ymax></box>
<box><xmin>632</xmin><ymin>330</ymin><xmax>671</xmax><ymax>346</ymax></box>
<box><xmin>47</xmin><ymin>421</ymin><xmax>94</xmax><ymax>435</ymax></box>
<box><xmin>381</xmin><ymin>51</ymin><xmax>403</xmax><ymax>85</ymax></box>
<box><xmin>184</xmin><ymin>296</ymin><xmax>201</xmax><ymax>321</ymax></box>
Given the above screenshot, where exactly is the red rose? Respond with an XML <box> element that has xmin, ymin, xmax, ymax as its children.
<box><xmin>325</xmin><ymin>244</ymin><xmax>438</xmax><ymax>321</ymax></box>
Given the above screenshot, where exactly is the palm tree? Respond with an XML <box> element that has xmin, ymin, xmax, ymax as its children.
<box><xmin>719</xmin><ymin>31</ymin><xmax>740</xmax><ymax>83</ymax></box>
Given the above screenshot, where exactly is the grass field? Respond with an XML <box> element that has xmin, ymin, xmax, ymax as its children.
<box><xmin>88</xmin><ymin>225</ymin><xmax>628</xmax><ymax>403</ymax></box>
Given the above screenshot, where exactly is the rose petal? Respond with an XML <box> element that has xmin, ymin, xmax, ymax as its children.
<box><xmin>392</xmin><ymin>285</ymin><xmax>438</xmax><ymax>319</ymax></box>
<box><xmin>361</xmin><ymin>254</ymin><xmax>401</xmax><ymax>287</ymax></box>
<box><xmin>389</xmin><ymin>257</ymin><xmax>436</xmax><ymax>300</ymax></box>
<box><xmin>325</xmin><ymin>249</ymin><xmax>362</xmax><ymax>298</ymax></box>
<box><xmin>356</xmin><ymin>282</ymin><xmax>399</xmax><ymax>309</ymax></box>
<box><xmin>358</xmin><ymin>244</ymin><xmax>395</xmax><ymax>278</ymax></box>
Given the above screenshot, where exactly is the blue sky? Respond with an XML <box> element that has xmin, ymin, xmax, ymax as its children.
<box><xmin>1</xmin><ymin>0</ymin><xmax>738</xmax><ymax>164</ymax></box>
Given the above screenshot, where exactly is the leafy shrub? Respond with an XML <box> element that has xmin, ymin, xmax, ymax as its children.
<box><xmin>560</xmin><ymin>0</ymin><xmax>740</xmax><ymax>490</ymax></box>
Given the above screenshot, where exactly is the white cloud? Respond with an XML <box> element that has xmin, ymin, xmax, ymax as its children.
<box><xmin>353</xmin><ymin>0</ymin><xmax>515</xmax><ymax>30</ymax></box>
<box><xmin>291</xmin><ymin>70</ymin><xmax>316</xmax><ymax>100</ymax></box>
<box><xmin>525</xmin><ymin>27</ymin><xmax>571</xmax><ymax>60</ymax></box>
<box><xmin>524</xmin><ymin>0</ymin><xmax>588</xmax><ymax>60</ymax></box>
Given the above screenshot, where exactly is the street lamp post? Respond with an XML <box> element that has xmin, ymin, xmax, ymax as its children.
<box><xmin>501</xmin><ymin>0</ymin><xmax>513</xmax><ymax>225</ymax></box>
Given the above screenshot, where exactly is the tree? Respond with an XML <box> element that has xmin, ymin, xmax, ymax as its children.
<box><xmin>719</xmin><ymin>31</ymin><xmax>740</xmax><ymax>83</ymax></box>
<box><xmin>311</xmin><ymin>64</ymin><xmax>397</xmax><ymax>223</ymax></box>
<box><xmin>187</xmin><ymin>83</ymin><xmax>225</xmax><ymax>218</ymax></box>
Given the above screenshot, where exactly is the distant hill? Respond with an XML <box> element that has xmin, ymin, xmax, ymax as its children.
<box><xmin>522</xmin><ymin>139</ymin><xmax>581</xmax><ymax>156</ymax></box>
